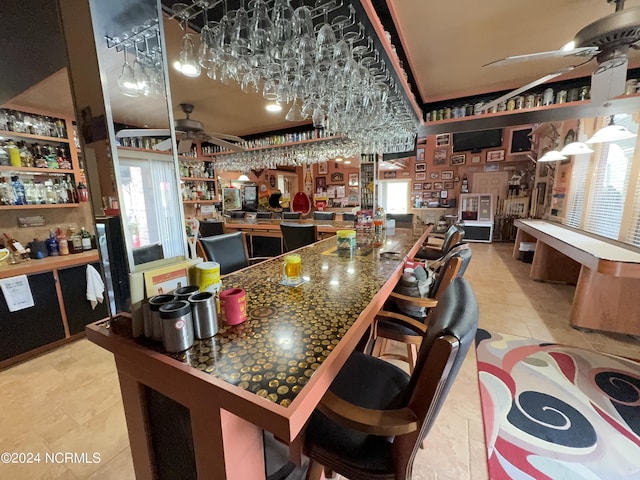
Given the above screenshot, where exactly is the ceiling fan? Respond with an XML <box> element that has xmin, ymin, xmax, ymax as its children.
<box><xmin>115</xmin><ymin>103</ymin><xmax>246</xmax><ymax>153</ymax></box>
<box><xmin>480</xmin><ymin>0</ymin><xmax>640</xmax><ymax>111</ymax></box>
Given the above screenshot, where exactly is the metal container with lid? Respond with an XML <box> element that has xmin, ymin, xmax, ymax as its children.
<box><xmin>159</xmin><ymin>300</ymin><xmax>194</xmax><ymax>352</ymax></box>
<box><xmin>148</xmin><ymin>294</ymin><xmax>177</xmax><ymax>341</ymax></box>
<box><xmin>188</xmin><ymin>292</ymin><xmax>218</xmax><ymax>339</ymax></box>
<box><xmin>173</xmin><ymin>285</ymin><xmax>200</xmax><ymax>300</ymax></box>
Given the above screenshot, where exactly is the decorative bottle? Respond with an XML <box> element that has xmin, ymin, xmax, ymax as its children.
<box><xmin>11</xmin><ymin>175</ymin><xmax>26</xmax><ymax>205</ymax></box>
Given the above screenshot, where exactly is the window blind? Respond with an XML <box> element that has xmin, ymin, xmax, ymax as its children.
<box><xmin>564</xmin><ymin>153</ymin><xmax>590</xmax><ymax>228</ymax></box>
<box><xmin>628</xmin><ymin>171</ymin><xmax>640</xmax><ymax>247</ymax></box>
<box><xmin>583</xmin><ymin>114</ymin><xmax>637</xmax><ymax>240</ymax></box>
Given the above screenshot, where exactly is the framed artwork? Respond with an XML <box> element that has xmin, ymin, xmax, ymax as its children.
<box><xmin>415</xmin><ymin>162</ymin><xmax>426</xmax><ymax>172</ymax></box>
<box><xmin>331</xmin><ymin>172</ymin><xmax>344</xmax><ymax>182</ymax></box>
<box><xmin>434</xmin><ymin>149</ymin><xmax>447</xmax><ymax>166</ymax></box>
<box><xmin>417</xmin><ymin>148</ymin><xmax>425</xmax><ymax>161</ymax></box>
<box><xmin>471</xmin><ymin>155</ymin><xmax>481</xmax><ymax>163</ymax></box>
<box><xmin>316</xmin><ymin>176</ymin><xmax>326</xmax><ymax>191</ymax></box>
<box><xmin>269</xmin><ymin>174</ymin><xmax>276</xmax><ymax>187</ymax></box>
<box><xmin>431</xmin><ymin>191</ymin><xmax>440</xmax><ymax>198</ymax></box>
<box><xmin>413</xmin><ymin>183</ymin><xmax>422</xmax><ymax>190</ymax></box>
<box><xmin>415</xmin><ymin>172</ymin><xmax>426</xmax><ymax>181</ymax></box>
<box><xmin>444</xmin><ymin>181</ymin><xmax>454</xmax><ymax>189</ymax></box>
<box><xmin>450</xmin><ymin>154</ymin><xmax>465</xmax><ymax>166</ymax></box>
<box><xmin>348</xmin><ymin>173</ymin><xmax>359</xmax><ymax>186</ymax></box>
<box><xmin>430</xmin><ymin>172</ymin><xmax>440</xmax><ymax>180</ymax></box>
<box><xmin>424</xmin><ymin>182</ymin><xmax>432</xmax><ymax>190</ymax></box>
<box><xmin>487</xmin><ymin>149</ymin><xmax>505</xmax><ymax>162</ymax></box>
<box><xmin>383</xmin><ymin>171</ymin><xmax>397</xmax><ymax>179</ymax></box>
<box><xmin>433</xmin><ymin>182</ymin><xmax>443</xmax><ymax>190</ymax></box>
<box><xmin>318</xmin><ymin>161</ymin><xmax>328</xmax><ymax>174</ymax></box>
<box><xmin>441</xmin><ymin>170</ymin><xmax>454</xmax><ymax>180</ymax></box>
<box><xmin>436</xmin><ymin>134</ymin><xmax>450</xmax><ymax>146</ymax></box>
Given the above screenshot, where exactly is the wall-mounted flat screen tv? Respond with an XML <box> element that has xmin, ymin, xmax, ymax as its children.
<box><xmin>452</xmin><ymin>129</ymin><xmax>503</xmax><ymax>152</ymax></box>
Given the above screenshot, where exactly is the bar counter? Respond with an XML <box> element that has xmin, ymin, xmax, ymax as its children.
<box><xmin>86</xmin><ymin>225</ymin><xmax>431</xmax><ymax>479</ymax></box>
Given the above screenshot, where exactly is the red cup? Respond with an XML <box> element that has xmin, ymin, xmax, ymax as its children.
<box><xmin>219</xmin><ymin>288</ymin><xmax>247</xmax><ymax>325</ymax></box>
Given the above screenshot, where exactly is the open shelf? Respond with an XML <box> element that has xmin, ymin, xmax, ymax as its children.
<box><xmin>0</xmin><ymin>166</ymin><xmax>76</xmax><ymax>175</ymax></box>
<box><xmin>0</xmin><ymin>129</ymin><xmax>70</xmax><ymax>144</ymax></box>
<box><xmin>204</xmin><ymin>135</ymin><xmax>345</xmax><ymax>157</ymax></box>
<box><xmin>0</xmin><ymin>203</ymin><xmax>80</xmax><ymax>210</ymax></box>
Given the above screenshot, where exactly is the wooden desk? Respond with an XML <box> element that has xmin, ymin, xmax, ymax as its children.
<box><xmin>86</xmin><ymin>227</ymin><xmax>431</xmax><ymax>479</ymax></box>
<box><xmin>513</xmin><ymin>219</ymin><xmax>640</xmax><ymax>336</ymax></box>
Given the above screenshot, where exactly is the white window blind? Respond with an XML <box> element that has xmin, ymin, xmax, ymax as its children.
<box><xmin>564</xmin><ymin>153</ymin><xmax>590</xmax><ymax>228</ymax></box>
<box><xmin>583</xmin><ymin>115</ymin><xmax>637</xmax><ymax>240</ymax></box>
<box><xmin>628</xmin><ymin>171</ymin><xmax>640</xmax><ymax>247</ymax></box>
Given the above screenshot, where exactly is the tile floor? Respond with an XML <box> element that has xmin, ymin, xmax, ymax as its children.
<box><xmin>0</xmin><ymin>243</ymin><xmax>638</xmax><ymax>480</ymax></box>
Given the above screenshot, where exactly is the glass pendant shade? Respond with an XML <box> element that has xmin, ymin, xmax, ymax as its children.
<box><xmin>238</xmin><ymin>173</ymin><xmax>250</xmax><ymax>181</ymax></box>
<box><xmin>538</xmin><ymin>150</ymin><xmax>566</xmax><ymax>162</ymax></box>
<box><xmin>559</xmin><ymin>142</ymin><xmax>594</xmax><ymax>156</ymax></box>
<box><xmin>586</xmin><ymin>124</ymin><xmax>637</xmax><ymax>144</ymax></box>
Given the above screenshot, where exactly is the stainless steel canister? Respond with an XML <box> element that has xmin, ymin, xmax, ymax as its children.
<box><xmin>159</xmin><ymin>300</ymin><xmax>194</xmax><ymax>352</ymax></box>
<box><xmin>188</xmin><ymin>292</ymin><xmax>219</xmax><ymax>339</ymax></box>
<box><xmin>148</xmin><ymin>294</ymin><xmax>177</xmax><ymax>342</ymax></box>
<box><xmin>173</xmin><ymin>285</ymin><xmax>200</xmax><ymax>300</ymax></box>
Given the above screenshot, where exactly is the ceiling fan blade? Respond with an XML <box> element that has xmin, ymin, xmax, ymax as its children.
<box><xmin>207</xmin><ymin>136</ymin><xmax>246</xmax><ymax>152</ymax></box>
<box><xmin>590</xmin><ymin>57</ymin><xmax>628</xmax><ymax>105</ymax></box>
<box><xmin>115</xmin><ymin>128</ymin><xmax>171</xmax><ymax>139</ymax></box>
<box><xmin>152</xmin><ymin>138</ymin><xmax>173</xmax><ymax>151</ymax></box>
<box><xmin>479</xmin><ymin>66</ymin><xmax>576</xmax><ymax>113</ymax></box>
<box><xmin>178</xmin><ymin>139</ymin><xmax>193</xmax><ymax>154</ymax></box>
<box><xmin>206</xmin><ymin>132</ymin><xmax>245</xmax><ymax>142</ymax></box>
<box><xmin>483</xmin><ymin>47</ymin><xmax>598</xmax><ymax>67</ymax></box>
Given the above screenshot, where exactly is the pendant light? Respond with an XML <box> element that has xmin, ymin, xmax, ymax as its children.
<box><xmin>238</xmin><ymin>173</ymin><xmax>250</xmax><ymax>181</ymax></box>
<box><xmin>538</xmin><ymin>150</ymin><xmax>567</xmax><ymax>162</ymax></box>
<box><xmin>559</xmin><ymin>142</ymin><xmax>593</xmax><ymax>156</ymax></box>
<box><xmin>586</xmin><ymin>115</ymin><xmax>637</xmax><ymax>144</ymax></box>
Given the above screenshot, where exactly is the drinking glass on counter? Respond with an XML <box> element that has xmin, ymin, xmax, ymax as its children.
<box><xmin>282</xmin><ymin>254</ymin><xmax>301</xmax><ymax>284</ymax></box>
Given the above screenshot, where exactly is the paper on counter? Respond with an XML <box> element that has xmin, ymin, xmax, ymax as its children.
<box><xmin>0</xmin><ymin>274</ymin><xmax>35</xmax><ymax>312</ymax></box>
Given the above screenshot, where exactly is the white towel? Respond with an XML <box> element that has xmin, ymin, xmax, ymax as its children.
<box><xmin>86</xmin><ymin>264</ymin><xmax>105</xmax><ymax>310</ymax></box>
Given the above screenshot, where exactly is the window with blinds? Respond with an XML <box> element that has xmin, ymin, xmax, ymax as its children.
<box><xmin>564</xmin><ymin>153</ymin><xmax>590</xmax><ymax>229</ymax></box>
<box><xmin>628</xmin><ymin>169</ymin><xmax>640</xmax><ymax>247</ymax></box>
<box><xmin>582</xmin><ymin>114</ymin><xmax>637</xmax><ymax>240</ymax></box>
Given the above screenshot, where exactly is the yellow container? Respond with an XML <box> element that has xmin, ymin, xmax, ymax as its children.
<box><xmin>196</xmin><ymin>261</ymin><xmax>221</xmax><ymax>293</ymax></box>
<box><xmin>336</xmin><ymin>230</ymin><xmax>356</xmax><ymax>250</ymax></box>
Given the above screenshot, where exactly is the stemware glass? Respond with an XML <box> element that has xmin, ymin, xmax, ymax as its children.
<box><xmin>118</xmin><ymin>44</ymin><xmax>139</xmax><ymax>97</ymax></box>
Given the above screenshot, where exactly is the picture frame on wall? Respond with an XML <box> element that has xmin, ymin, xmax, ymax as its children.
<box><xmin>417</xmin><ymin>148</ymin><xmax>425</xmax><ymax>161</ymax></box>
<box><xmin>450</xmin><ymin>154</ymin><xmax>465</xmax><ymax>166</ymax></box>
<box><xmin>433</xmin><ymin>182</ymin><xmax>443</xmax><ymax>190</ymax></box>
<box><xmin>444</xmin><ymin>181</ymin><xmax>454</xmax><ymax>189</ymax></box>
<box><xmin>348</xmin><ymin>173</ymin><xmax>359</xmax><ymax>186</ymax></box>
<box><xmin>471</xmin><ymin>154</ymin><xmax>481</xmax><ymax>164</ymax></box>
<box><xmin>441</xmin><ymin>170</ymin><xmax>454</xmax><ymax>180</ymax></box>
<box><xmin>415</xmin><ymin>172</ymin><xmax>426</xmax><ymax>181</ymax></box>
<box><xmin>415</xmin><ymin>162</ymin><xmax>426</xmax><ymax>172</ymax></box>
<box><xmin>424</xmin><ymin>182</ymin><xmax>432</xmax><ymax>190</ymax></box>
<box><xmin>318</xmin><ymin>161</ymin><xmax>328</xmax><ymax>174</ymax></box>
<box><xmin>413</xmin><ymin>183</ymin><xmax>422</xmax><ymax>190</ymax></box>
<box><xmin>434</xmin><ymin>148</ymin><xmax>447</xmax><ymax>166</ymax></box>
<box><xmin>382</xmin><ymin>171</ymin><xmax>397</xmax><ymax>179</ymax></box>
<box><xmin>430</xmin><ymin>172</ymin><xmax>440</xmax><ymax>180</ymax></box>
<box><xmin>436</xmin><ymin>134</ymin><xmax>450</xmax><ymax>146</ymax></box>
<box><xmin>487</xmin><ymin>149</ymin><xmax>505</xmax><ymax>162</ymax></box>
<box><xmin>315</xmin><ymin>176</ymin><xmax>326</xmax><ymax>191</ymax></box>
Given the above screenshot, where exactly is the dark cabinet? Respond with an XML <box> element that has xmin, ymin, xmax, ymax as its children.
<box><xmin>58</xmin><ymin>262</ymin><xmax>110</xmax><ymax>335</ymax></box>
<box><xmin>0</xmin><ymin>271</ymin><xmax>66</xmax><ymax>361</ymax></box>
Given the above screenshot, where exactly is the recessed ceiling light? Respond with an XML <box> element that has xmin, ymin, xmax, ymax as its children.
<box><xmin>265</xmin><ymin>103</ymin><xmax>282</xmax><ymax>112</ymax></box>
<box><xmin>335</xmin><ymin>157</ymin><xmax>343</xmax><ymax>162</ymax></box>
<box><xmin>344</xmin><ymin>160</ymin><xmax>351</xmax><ymax>164</ymax></box>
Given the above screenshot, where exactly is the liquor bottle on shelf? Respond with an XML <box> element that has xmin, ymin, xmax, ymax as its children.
<box><xmin>7</xmin><ymin>141</ymin><xmax>21</xmax><ymax>167</ymax></box>
<box><xmin>56</xmin><ymin>226</ymin><xmax>69</xmax><ymax>255</ymax></box>
<box><xmin>3</xmin><ymin>232</ymin><xmax>27</xmax><ymax>255</ymax></box>
<box><xmin>80</xmin><ymin>226</ymin><xmax>92</xmax><ymax>250</ymax></box>
<box><xmin>77</xmin><ymin>182</ymin><xmax>88</xmax><ymax>202</ymax></box>
<box><xmin>11</xmin><ymin>176</ymin><xmax>26</xmax><ymax>205</ymax></box>
<box><xmin>67</xmin><ymin>226</ymin><xmax>83</xmax><ymax>254</ymax></box>
<box><xmin>47</xmin><ymin>230</ymin><xmax>59</xmax><ymax>256</ymax></box>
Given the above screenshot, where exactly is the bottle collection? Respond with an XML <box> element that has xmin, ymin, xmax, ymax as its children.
<box><xmin>0</xmin><ymin>109</ymin><xmax>67</xmax><ymax>138</ymax></box>
<box><xmin>181</xmin><ymin>181</ymin><xmax>216</xmax><ymax>201</ymax></box>
<box><xmin>179</xmin><ymin>159</ymin><xmax>214</xmax><ymax>179</ymax></box>
<box><xmin>0</xmin><ymin>226</ymin><xmax>94</xmax><ymax>264</ymax></box>
<box><xmin>0</xmin><ymin>174</ymin><xmax>80</xmax><ymax>206</ymax></box>
<box><xmin>0</xmin><ymin>140</ymin><xmax>72</xmax><ymax>169</ymax></box>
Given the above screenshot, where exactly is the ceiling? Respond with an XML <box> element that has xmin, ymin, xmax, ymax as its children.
<box><xmin>5</xmin><ymin>0</ymin><xmax>640</xmax><ymax>137</ymax></box>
